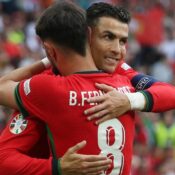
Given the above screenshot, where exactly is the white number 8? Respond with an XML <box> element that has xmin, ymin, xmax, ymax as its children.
<box><xmin>98</xmin><ymin>118</ymin><xmax>125</xmax><ymax>175</ymax></box>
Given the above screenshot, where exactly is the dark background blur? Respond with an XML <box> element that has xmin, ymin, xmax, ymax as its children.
<box><xmin>0</xmin><ymin>0</ymin><xmax>175</xmax><ymax>174</ymax></box>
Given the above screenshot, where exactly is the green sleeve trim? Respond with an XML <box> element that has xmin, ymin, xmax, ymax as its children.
<box><xmin>140</xmin><ymin>90</ymin><xmax>154</xmax><ymax>112</ymax></box>
<box><xmin>14</xmin><ymin>83</ymin><xmax>29</xmax><ymax>117</ymax></box>
<box><xmin>57</xmin><ymin>159</ymin><xmax>62</xmax><ymax>175</ymax></box>
<box><xmin>47</xmin><ymin>126</ymin><xmax>61</xmax><ymax>175</ymax></box>
<box><xmin>52</xmin><ymin>158</ymin><xmax>59</xmax><ymax>175</ymax></box>
<box><xmin>46</xmin><ymin>125</ymin><xmax>57</xmax><ymax>159</ymax></box>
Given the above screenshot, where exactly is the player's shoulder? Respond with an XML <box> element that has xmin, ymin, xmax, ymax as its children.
<box><xmin>19</xmin><ymin>74</ymin><xmax>63</xmax><ymax>99</ymax></box>
<box><xmin>26</xmin><ymin>74</ymin><xmax>62</xmax><ymax>87</ymax></box>
<box><xmin>112</xmin><ymin>73</ymin><xmax>132</xmax><ymax>85</ymax></box>
<box><xmin>115</xmin><ymin>61</ymin><xmax>133</xmax><ymax>74</ymax></box>
<box><xmin>32</xmin><ymin>73</ymin><xmax>56</xmax><ymax>81</ymax></box>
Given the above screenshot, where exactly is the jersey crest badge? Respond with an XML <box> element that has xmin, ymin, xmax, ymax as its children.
<box><xmin>9</xmin><ymin>114</ymin><xmax>28</xmax><ymax>134</ymax></box>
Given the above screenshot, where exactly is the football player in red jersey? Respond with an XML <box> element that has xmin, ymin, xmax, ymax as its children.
<box><xmin>0</xmin><ymin>2</ymin><xmax>138</xmax><ymax>174</ymax></box>
<box><xmin>0</xmin><ymin>60</ymin><xmax>112</xmax><ymax>175</ymax></box>
<box><xmin>84</xmin><ymin>3</ymin><xmax>175</xmax><ymax>123</ymax></box>
<box><xmin>0</xmin><ymin>2</ymin><xmax>140</xmax><ymax>174</ymax></box>
<box><xmin>0</xmin><ymin>2</ymin><xmax>175</xmax><ymax>175</ymax></box>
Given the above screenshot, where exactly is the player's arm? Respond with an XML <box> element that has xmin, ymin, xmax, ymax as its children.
<box><xmin>0</xmin><ymin>113</ymin><xmax>52</xmax><ymax>175</ymax></box>
<box><xmin>0</xmin><ymin>57</ymin><xmax>51</xmax><ymax>108</ymax></box>
<box><xmin>84</xmin><ymin>83</ymin><xmax>146</xmax><ymax>124</ymax></box>
<box><xmin>117</xmin><ymin>61</ymin><xmax>175</xmax><ymax>112</ymax></box>
<box><xmin>84</xmin><ymin>61</ymin><xmax>175</xmax><ymax>124</ymax></box>
<box><xmin>145</xmin><ymin>82</ymin><xmax>175</xmax><ymax>112</ymax></box>
<box><xmin>0</xmin><ymin>58</ymin><xmax>50</xmax><ymax>108</ymax></box>
<box><xmin>0</xmin><ymin>150</ymin><xmax>52</xmax><ymax>175</ymax></box>
<box><xmin>0</xmin><ymin>57</ymin><xmax>51</xmax><ymax>82</ymax></box>
<box><xmin>0</xmin><ymin>79</ymin><xmax>18</xmax><ymax>110</ymax></box>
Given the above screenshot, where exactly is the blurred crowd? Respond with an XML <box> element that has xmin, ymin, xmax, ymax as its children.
<box><xmin>0</xmin><ymin>0</ymin><xmax>175</xmax><ymax>174</ymax></box>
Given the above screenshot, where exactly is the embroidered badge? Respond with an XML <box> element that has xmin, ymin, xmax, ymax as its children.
<box><xmin>9</xmin><ymin>114</ymin><xmax>28</xmax><ymax>134</ymax></box>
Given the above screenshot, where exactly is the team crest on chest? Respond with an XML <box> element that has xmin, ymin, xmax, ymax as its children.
<box><xmin>9</xmin><ymin>114</ymin><xmax>28</xmax><ymax>134</ymax></box>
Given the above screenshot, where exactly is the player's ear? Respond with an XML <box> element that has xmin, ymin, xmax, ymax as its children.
<box><xmin>87</xmin><ymin>27</ymin><xmax>92</xmax><ymax>45</ymax></box>
<box><xmin>43</xmin><ymin>41</ymin><xmax>56</xmax><ymax>62</ymax></box>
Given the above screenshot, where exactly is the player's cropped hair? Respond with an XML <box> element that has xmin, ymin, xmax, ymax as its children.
<box><xmin>87</xmin><ymin>2</ymin><xmax>131</xmax><ymax>27</ymax></box>
<box><xmin>35</xmin><ymin>1</ymin><xmax>88</xmax><ymax>56</ymax></box>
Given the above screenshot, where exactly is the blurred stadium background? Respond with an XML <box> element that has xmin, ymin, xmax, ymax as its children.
<box><xmin>0</xmin><ymin>0</ymin><xmax>175</xmax><ymax>174</ymax></box>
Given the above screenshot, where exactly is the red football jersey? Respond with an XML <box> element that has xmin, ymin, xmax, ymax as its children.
<box><xmin>17</xmin><ymin>72</ymin><xmax>135</xmax><ymax>175</ymax></box>
<box><xmin>1</xmin><ymin>62</ymin><xmax>175</xmax><ymax>174</ymax></box>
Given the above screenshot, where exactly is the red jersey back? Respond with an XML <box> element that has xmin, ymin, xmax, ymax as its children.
<box><xmin>17</xmin><ymin>72</ymin><xmax>135</xmax><ymax>175</ymax></box>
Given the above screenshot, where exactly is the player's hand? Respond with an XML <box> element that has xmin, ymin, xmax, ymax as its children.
<box><xmin>84</xmin><ymin>83</ymin><xmax>131</xmax><ymax>125</ymax></box>
<box><xmin>60</xmin><ymin>140</ymin><xmax>111</xmax><ymax>175</ymax></box>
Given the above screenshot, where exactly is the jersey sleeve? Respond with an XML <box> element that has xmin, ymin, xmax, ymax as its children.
<box><xmin>146</xmin><ymin>82</ymin><xmax>175</xmax><ymax>112</ymax></box>
<box><xmin>115</xmin><ymin>61</ymin><xmax>157</xmax><ymax>88</ymax></box>
<box><xmin>116</xmin><ymin>61</ymin><xmax>175</xmax><ymax>112</ymax></box>
<box><xmin>0</xmin><ymin>112</ymin><xmax>52</xmax><ymax>175</ymax></box>
<box><xmin>15</xmin><ymin>74</ymin><xmax>57</xmax><ymax>122</ymax></box>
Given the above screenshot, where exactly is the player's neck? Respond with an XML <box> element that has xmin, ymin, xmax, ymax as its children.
<box><xmin>59</xmin><ymin>49</ymin><xmax>98</xmax><ymax>76</ymax></box>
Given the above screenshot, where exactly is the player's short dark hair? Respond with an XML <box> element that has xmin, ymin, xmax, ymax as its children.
<box><xmin>87</xmin><ymin>2</ymin><xmax>131</xmax><ymax>27</ymax></box>
<box><xmin>36</xmin><ymin>1</ymin><xmax>87</xmax><ymax>56</ymax></box>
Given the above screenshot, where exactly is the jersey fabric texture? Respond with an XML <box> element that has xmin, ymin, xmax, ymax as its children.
<box><xmin>16</xmin><ymin>72</ymin><xmax>135</xmax><ymax>175</ymax></box>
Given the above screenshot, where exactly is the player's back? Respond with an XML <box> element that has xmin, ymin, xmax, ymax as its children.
<box><xmin>18</xmin><ymin>71</ymin><xmax>136</xmax><ymax>175</ymax></box>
